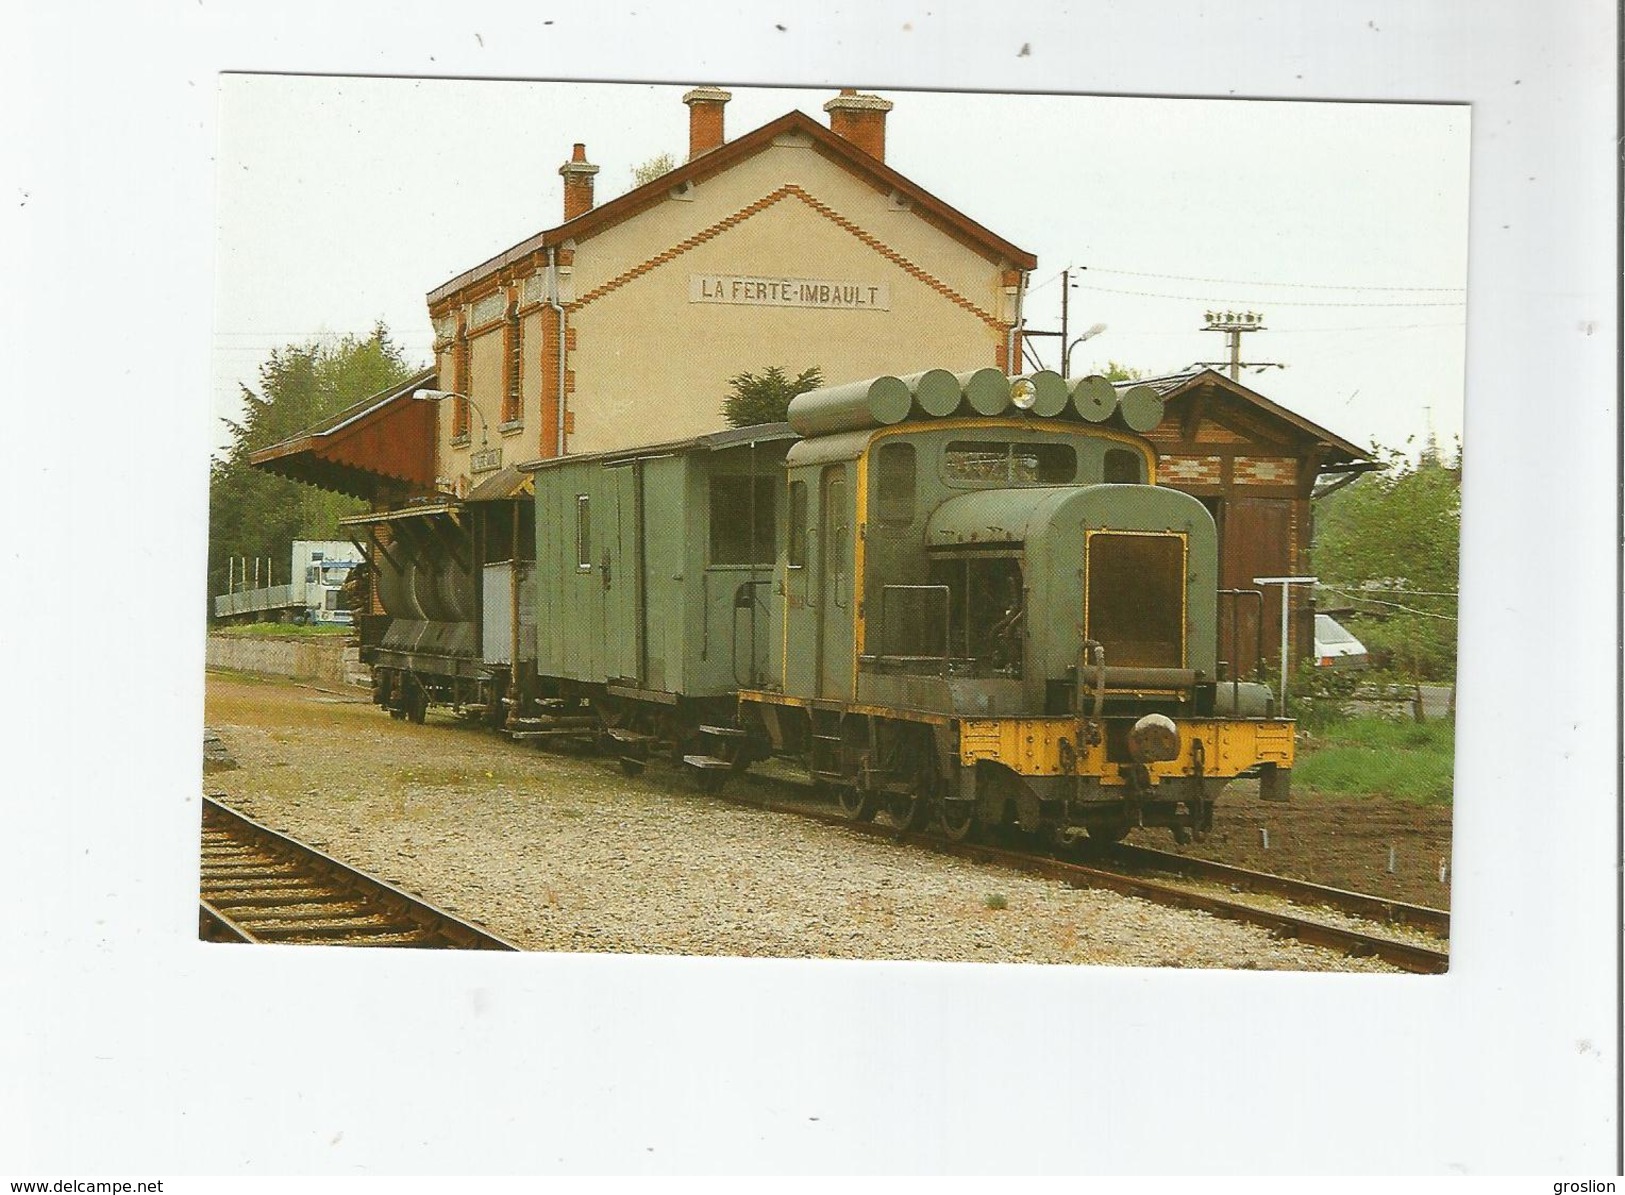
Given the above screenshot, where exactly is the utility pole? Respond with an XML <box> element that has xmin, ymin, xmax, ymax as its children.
<box><xmin>1199</xmin><ymin>310</ymin><xmax>1283</xmax><ymax>380</ymax></box>
<box><xmin>1252</xmin><ymin>575</ymin><xmax>1317</xmax><ymax>710</ymax></box>
<box><xmin>1021</xmin><ymin>268</ymin><xmax>1105</xmax><ymax>377</ymax></box>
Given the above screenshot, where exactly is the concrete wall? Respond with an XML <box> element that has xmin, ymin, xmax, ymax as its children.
<box><xmin>206</xmin><ymin>634</ymin><xmax>370</xmax><ymax>688</ymax></box>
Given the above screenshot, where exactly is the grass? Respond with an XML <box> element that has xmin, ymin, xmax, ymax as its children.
<box><xmin>1293</xmin><ymin>715</ymin><xmax>1455</xmax><ymax>804</ymax></box>
<box><xmin>213</xmin><ymin>622</ymin><xmax>353</xmax><ymax>638</ymax></box>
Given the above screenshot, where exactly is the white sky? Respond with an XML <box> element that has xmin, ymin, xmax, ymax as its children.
<box><xmin>8</xmin><ymin>0</ymin><xmax>1618</xmax><ymax>1177</ymax></box>
<box><xmin>214</xmin><ymin>78</ymin><xmax>1469</xmax><ymax>458</ymax></box>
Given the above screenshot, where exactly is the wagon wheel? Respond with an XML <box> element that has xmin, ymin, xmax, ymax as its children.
<box><xmin>695</xmin><ymin>767</ymin><xmax>728</xmax><ymax>795</ymax></box>
<box><xmin>886</xmin><ymin>745</ymin><xmax>934</xmax><ymax>833</ymax></box>
<box><xmin>939</xmin><ymin>800</ymin><xmax>979</xmax><ymax>842</ymax></box>
<box><xmin>834</xmin><ymin>783</ymin><xmax>878</xmax><ymax>822</ymax></box>
<box><xmin>406</xmin><ymin>684</ymin><xmax>428</xmax><ymax>725</ymax></box>
<box><xmin>884</xmin><ymin>788</ymin><xmax>929</xmax><ymax>833</ymax></box>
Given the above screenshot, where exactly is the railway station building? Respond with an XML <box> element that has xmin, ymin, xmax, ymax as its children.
<box><xmin>259</xmin><ymin>88</ymin><xmax>1038</xmax><ymax>500</ymax></box>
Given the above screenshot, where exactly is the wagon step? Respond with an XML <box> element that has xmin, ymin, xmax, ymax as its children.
<box><xmin>698</xmin><ymin>724</ymin><xmax>746</xmax><ymax>738</ymax></box>
<box><xmin>682</xmin><ymin>753</ymin><xmax>733</xmax><ymax>793</ymax></box>
<box><xmin>606</xmin><ymin>728</ymin><xmax>658</xmax><ymax>745</ymax></box>
<box><xmin>509</xmin><ymin>715</ymin><xmax>599</xmax><ymax>729</ymax></box>
<box><xmin>683</xmin><ymin>754</ymin><xmax>732</xmax><ymax>770</ymax></box>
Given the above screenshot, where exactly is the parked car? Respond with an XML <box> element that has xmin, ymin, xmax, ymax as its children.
<box><xmin>1314</xmin><ymin>614</ymin><xmax>1370</xmax><ymax>671</ymax></box>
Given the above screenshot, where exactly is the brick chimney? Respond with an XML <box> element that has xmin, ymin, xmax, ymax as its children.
<box><xmin>823</xmin><ymin>89</ymin><xmax>894</xmax><ymax>162</ymax></box>
<box><xmin>683</xmin><ymin>86</ymin><xmax>732</xmax><ymax>160</ymax></box>
<box><xmin>559</xmin><ymin>143</ymin><xmax>599</xmax><ymax>221</ymax></box>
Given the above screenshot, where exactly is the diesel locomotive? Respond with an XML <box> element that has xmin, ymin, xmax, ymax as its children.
<box><xmin>507</xmin><ymin>366</ymin><xmax>1292</xmax><ymax>844</ymax></box>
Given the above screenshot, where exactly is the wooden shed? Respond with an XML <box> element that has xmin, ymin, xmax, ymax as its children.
<box><xmin>1126</xmin><ymin>369</ymin><xmax>1376</xmax><ymax>679</ymax></box>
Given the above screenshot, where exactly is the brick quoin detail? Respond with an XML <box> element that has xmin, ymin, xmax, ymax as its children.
<box><xmin>570</xmin><ymin>184</ymin><xmax>1006</xmax><ymax>332</ymax></box>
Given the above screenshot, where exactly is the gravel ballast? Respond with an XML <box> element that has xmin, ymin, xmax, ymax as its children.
<box><xmin>204</xmin><ymin>673</ymin><xmax>1398</xmax><ymax>971</ymax></box>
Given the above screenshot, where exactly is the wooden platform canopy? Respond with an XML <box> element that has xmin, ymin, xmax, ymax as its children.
<box><xmin>249</xmin><ymin>368</ymin><xmax>439</xmax><ymax>503</ymax></box>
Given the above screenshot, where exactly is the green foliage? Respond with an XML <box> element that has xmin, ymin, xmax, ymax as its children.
<box><xmin>1294</xmin><ymin>715</ymin><xmax>1456</xmax><ymax>804</ymax></box>
<box><xmin>983</xmin><ymin>893</ymin><xmax>1009</xmax><ymax>910</ymax></box>
<box><xmin>1099</xmin><ymin>361</ymin><xmax>1143</xmax><ymax>382</ymax></box>
<box><xmin>213</xmin><ymin>621</ymin><xmax>352</xmax><ymax>638</ymax></box>
<box><xmin>630</xmin><ymin>153</ymin><xmax>678</xmax><ymax>188</ymax></box>
<box><xmin>208</xmin><ymin>324</ymin><xmax>413</xmax><ymax>612</ymax></box>
<box><xmin>1312</xmin><ymin>443</ymin><xmax>1461</xmax><ymax>680</ymax></box>
<box><xmin>722</xmin><ymin>365</ymin><xmax>824</xmax><ymax>428</ymax></box>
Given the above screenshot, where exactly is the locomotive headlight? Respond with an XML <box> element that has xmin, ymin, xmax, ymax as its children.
<box><xmin>1010</xmin><ymin>377</ymin><xmax>1038</xmax><ymax>410</ymax></box>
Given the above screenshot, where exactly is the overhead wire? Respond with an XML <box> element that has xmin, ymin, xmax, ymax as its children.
<box><xmin>1077</xmin><ymin>265</ymin><xmax>1465</xmax><ymax>293</ymax></box>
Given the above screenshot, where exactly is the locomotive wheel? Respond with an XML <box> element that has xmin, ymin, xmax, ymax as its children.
<box><xmin>834</xmin><ymin>784</ymin><xmax>879</xmax><ymax>822</ymax></box>
<box><xmin>939</xmin><ymin>801</ymin><xmax>979</xmax><ymax>842</ymax></box>
<box><xmin>884</xmin><ymin>790</ymin><xmax>929</xmax><ymax>833</ymax></box>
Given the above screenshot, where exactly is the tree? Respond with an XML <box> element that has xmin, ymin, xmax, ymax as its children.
<box><xmin>630</xmin><ymin>153</ymin><xmax>678</xmax><ymax>188</ymax></box>
<box><xmin>722</xmin><ymin>365</ymin><xmax>824</xmax><ymax>427</ymax></box>
<box><xmin>1311</xmin><ymin>441</ymin><xmax>1461</xmax><ymax>679</ymax></box>
<box><xmin>208</xmin><ymin>324</ymin><xmax>414</xmax><ymax>609</ymax></box>
<box><xmin>1100</xmin><ymin>361</ymin><xmax>1144</xmax><ymax>382</ymax></box>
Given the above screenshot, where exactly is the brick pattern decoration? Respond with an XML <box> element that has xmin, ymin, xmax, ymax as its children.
<box><xmin>1231</xmin><ymin>456</ymin><xmax>1296</xmax><ymax>485</ymax></box>
<box><xmin>1159</xmin><ymin>455</ymin><xmax>1224</xmax><ymax>486</ymax></box>
<box><xmin>570</xmin><ymin>184</ymin><xmax>1005</xmax><ymax>332</ymax></box>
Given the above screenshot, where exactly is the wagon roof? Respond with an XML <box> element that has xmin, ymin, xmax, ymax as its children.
<box><xmin>518</xmin><ymin>422</ymin><xmax>797</xmax><ymax>473</ymax></box>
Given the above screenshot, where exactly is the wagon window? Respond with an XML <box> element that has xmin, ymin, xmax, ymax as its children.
<box><xmin>575</xmin><ymin>494</ymin><xmax>591</xmax><ymax>570</ymax></box>
<box><xmin>944</xmin><ymin>440</ymin><xmax>1075</xmax><ymax>485</ymax></box>
<box><xmin>876</xmin><ymin>442</ymin><xmax>916</xmax><ymax>524</ymax></box>
<box><xmin>1104</xmin><ymin>448</ymin><xmax>1143</xmax><ymax>483</ymax></box>
<box><xmin>709</xmin><ymin>475</ymin><xmax>776</xmax><ymax>567</ymax></box>
<box><xmin>788</xmin><ymin>480</ymin><xmax>807</xmax><ymax>567</ymax></box>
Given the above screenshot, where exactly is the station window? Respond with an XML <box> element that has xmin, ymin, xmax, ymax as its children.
<box><xmin>944</xmin><ymin>441</ymin><xmax>1075</xmax><ymax>485</ymax></box>
<box><xmin>1104</xmin><ymin>448</ymin><xmax>1143</xmax><ymax>483</ymax></box>
<box><xmin>875</xmin><ymin>442</ymin><xmax>916</xmax><ymax>524</ymax></box>
<box><xmin>501</xmin><ymin>300</ymin><xmax>522</xmax><ymax>425</ymax></box>
<box><xmin>575</xmin><ymin>495</ymin><xmax>591</xmax><ymax>570</ymax></box>
<box><xmin>787</xmin><ymin>480</ymin><xmax>808</xmax><ymax>567</ymax></box>
<box><xmin>453</xmin><ymin>327</ymin><xmax>471</xmax><ymax>440</ymax></box>
<box><xmin>709</xmin><ymin>476</ymin><xmax>776</xmax><ymax>566</ymax></box>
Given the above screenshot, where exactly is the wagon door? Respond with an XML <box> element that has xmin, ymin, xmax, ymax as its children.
<box><xmin>815</xmin><ymin>464</ymin><xmax>852</xmax><ymax>699</ymax></box>
<box><xmin>602</xmin><ymin>462</ymin><xmax>642</xmax><ymax>685</ymax></box>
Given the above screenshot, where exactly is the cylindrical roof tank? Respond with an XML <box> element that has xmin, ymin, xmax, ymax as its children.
<box><xmin>1118</xmin><ymin>384</ymin><xmax>1166</xmax><ymax>432</ymax></box>
<box><xmin>1024</xmin><ymin>370</ymin><xmax>1070</xmax><ymax>416</ymax></box>
<box><xmin>1070</xmin><ymin>374</ymin><xmax>1118</xmax><ymax>423</ymax></box>
<box><xmin>956</xmin><ymin>367</ymin><xmax>1011</xmax><ymax>416</ymax></box>
<box><xmin>897</xmin><ymin>368</ymin><xmax>963</xmax><ymax>417</ymax></box>
<box><xmin>787</xmin><ymin>375</ymin><xmax>912</xmax><ymax>436</ymax></box>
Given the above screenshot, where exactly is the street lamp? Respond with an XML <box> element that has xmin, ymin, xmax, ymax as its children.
<box><xmin>412</xmin><ymin>388</ymin><xmax>489</xmax><ymax>445</ymax></box>
<box><xmin>1063</xmin><ymin>323</ymin><xmax>1108</xmax><ymax>380</ymax></box>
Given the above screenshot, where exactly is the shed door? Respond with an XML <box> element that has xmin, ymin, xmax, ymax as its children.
<box><xmin>816</xmin><ymin>465</ymin><xmax>850</xmax><ymax>699</ymax></box>
<box><xmin>1219</xmin><ymin>497</ymin><xmax>1292</xmax><ymax>677</ymax></box>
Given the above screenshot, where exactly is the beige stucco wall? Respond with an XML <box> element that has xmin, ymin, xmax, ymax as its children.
<box><xmin>431</xmin><ymin>128</ymin><xmax>1026</xmax><ymax>484</ymax></box>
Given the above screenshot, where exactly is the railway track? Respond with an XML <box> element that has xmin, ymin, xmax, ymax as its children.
<box><xmin>743</xmin><ymin>793</ymin><xmax>1447</xmax><ymax>973</ymax></box>
<box><xmin>199</xmin><ymin>795</ymin><xmax>519</xmax><ymax>950</ymax></box>
<box><xmin>1100</xmin><ymin>842</ymin><xmax>1451</xmax><ymax>940</ymax></box>
<box><xmin>700</xmin><ymin>768</ymin><xmax>1449</xmax><ymax>974</ymax></box>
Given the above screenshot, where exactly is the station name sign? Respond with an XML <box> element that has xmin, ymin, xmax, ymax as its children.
<box><xmin>690</xmin><ymin>274</ymin><xmax>890</xmax><ymax>311</ymax></box>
